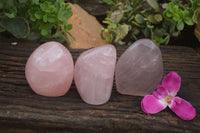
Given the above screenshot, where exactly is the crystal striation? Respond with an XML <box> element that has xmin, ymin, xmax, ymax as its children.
<box><xmin>74</xmin><ymin>45</ymin><xmax>116</xmax><ymax>105</ymax></box>
<box><xmin>25</xmin><ymin>41</ymin><xmax>74</xmax><ymax>97</ymax></box>
<box><xmin>115</xmin><ymin>39</ymin><xmax>163</xmax><ymax>96</ymax></box>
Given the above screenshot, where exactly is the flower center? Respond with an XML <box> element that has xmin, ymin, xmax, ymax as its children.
<box><xmin>165</xmin><ymin>96</ymin><xmax>171</xmax><ymax>102</ymax></box>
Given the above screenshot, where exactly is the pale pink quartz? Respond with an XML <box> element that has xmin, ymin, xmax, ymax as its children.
<box><xmin>25</xmin><ymin>41</ymin><xmax>74</xmax><ymax>97</ymax></box>
<box><xmin>74</xmin><ymin>45</ymin><xmax>116</xmax><ymax>105</ymax></box>
<box><xmin>115</xmin><ymin>39</ymin><xmax>163</xmax><ymax>96</ymax></box>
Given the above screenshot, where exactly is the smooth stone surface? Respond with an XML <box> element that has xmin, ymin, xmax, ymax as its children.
<box><xmin>25</xmin><ymin>41</ymin><xmax>74</xmax><ymax>97</ymax></box>
<box><xmin>63</xmin><ymin>3</ymin><xmax>107</xmax><ymax>49</ymax></box>
<box><xmin>115</xmin><ymin>39</ymin><xmax>163</xmax><ymax>96</ymax></box>
<box><xmin>74</xmin><ymin>45</ymin><xmax>116</xmax><ymax>105</ymax></box>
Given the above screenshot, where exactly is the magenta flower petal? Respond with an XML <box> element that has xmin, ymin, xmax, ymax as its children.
<box><xmin>153</xmin><ymin>91</ymin><xmax>160</xmax><ymax>99</ymax></box>
<box><xmin>157</xmin><ymin>85</ymin><xmax>168</xmax><ymax>98</ymax></box>
<box><xmin>141</xmin><ymin>95</ymin><xmax>167</xmax><ymax>114</ymax></box>
<box><xmin>169</xmin><ymin>97</ymin><xmax>196</xmax><ymax>120</ymax></box>
<box><xmin>162</xmin><ymin>72</ymin><xmax>181</xmax><ymax>96</ymax></box>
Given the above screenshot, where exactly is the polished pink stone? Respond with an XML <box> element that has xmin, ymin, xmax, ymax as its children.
<box><xmin>115</xmin><ymin>39</ymin><xmax>163</xmax><ymax>96</ymax></box>
<box><xmin>74</xmin><ymin>45</ymin><xmax>116</xmax><ymax>105</ymax></box>
<box><xmin>25</xmin><ymin>41</ymin><xmax>74</xmax><ymax>97</ymax></box>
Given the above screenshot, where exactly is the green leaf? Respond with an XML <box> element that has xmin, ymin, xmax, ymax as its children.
<box><xmin>41</xmin><ymin>29</ymin><xmax>48</xmax><ymax>36</ymax></box>
<box><xmin>115</xmin><ymin>24</ymin><xmax>130</xmax><ymax>42</ymax></box>
<box><xmin>30</xmin><ymin>15</ymin><xmax>36</xmax><ymax>21</ymax></box>
<box><xmin>131</xmin><ymin>21</ymin><xmax>140</xmax><ymax>27</ymax></box>
<box><xmin>35</xmin><ymin>11</ymin><xmax>43</xmax><ymax>19</ymax></box>
<box><xmin>166</xmin><ymin>12</ymin><xmax>172</xmax><ymax>17</ymax></box>
<box><xmin>28</xmin><ymin>8</ymin><xmax>35</xmax><ymax>16</ymax></box>
<box><xmin>154</xmin><ymin>28</ymin><xmax>167</xmax><ymax>37</ymax></box>
<box><xmin>110</xmin><ymin>10</ymin><xmax>123</xmax><ymax>23</ymax></box>
<box><xmin>47</xmin><ymin>5</ymin><xmax>55</xmax><ymax>13</ymax></box>
<box><xmin>172</xmin><ymin>31</ymin><xmax>180</xmax><ymax>37</ymax></box>
<box><xmin>10</xmin><ymin>6</ymin><xmax>17</xmax><ymax>15</ymax></box>
<box><xmin>191</xmin><ymin>2</ymin><xmax>197</xmax><ymax>11</ymax></box>
<box><xmin>193</xmin><ymin>8</ymin><xmax>200</xmax><ymax>23</ymax></box>
<box><xmin>18</xmin><ymin>0</ymin><xmax>28</xmax><ymax>4</ymax></box>
<box><xmin>172</xmin><ymin>5</ymin><xmax>179</xmax><ymax>11</ymax></box>
<box><xmin>153</xmin><ymin>37</ymin><xmax>164</xmax><ymax>45</ymax></box>
<box><xmin>163</xmin><ymin>35</ymin><xmax>170</xmax><ymax>45</ymax></box>
<box><xmin>148</xmin><ymin>15</ymin><xmax>159</xmax><ymax>24</ymax></box>
<box><xmin>4</xmin><ymin>13</ymin><xmax>15</xmax><ymax>18</ymax></box>
<box><xmin>39</xmin><ymin>23</ymin><xmax>51</xmax><ymax>31</ymax></box>
<box><xmin>58</xmin><ymin>10</ymin><xmax>72</xmax><ymax>21</ymax></box>
<box><xmin>43</xmin><ymin>14</ymin><xmax>48</xmax><ymax>23</ymax></box>
<box><xmin>40</xmin><ymin>1</ymin><xmax>49</xmax><ymax>12</ymax></box>
<box><xmin>32</xmin><ymin>0</ymin><xmax>39</xmax><ymax>5</ymax></box>
<box><xmin>135</xmin><ymin>14</ymin><xmax>145</xmax><ymax>24</ymax></box>
<box><xmin>58</xmin><ymin>3</ymin><xmax>72</xmax><ymax>21</ymax></box>
<box><xmin>182</xmin><ymin>10</ymin><xmax>190</xmax><ymax>18</ymax></box>
<box><xmin>102</xmin><ymin>0</ymin><xmax>113</xmax><ymax>5</ymax></box>
<box><xmin>0</xmin><ymin>17</ymin><xmax>30</xmax><ymax>38</ymax></box>
<box><xmin>64</xmin><ymin>24</ymin><xmax>73</xmax><ymax>31</ymax></box>
<box><xmin>64</xmin><ymin>3</ymin><xmax>72</xmax><ymax>11</ymax></box>
<box><xmin>167</xmin><ymin>21</ymin><xmax>176</xmax><ymax>33</ymax></box>
<box><xmin>147</xmin><ymin>0</ymin><xmax>160</xmax><ymax>10</ymax></box>
<box><xmin>58</xmin><ymin>11</ymin><xmax>64</xmax><ymax>21</ymax></box>
<box><xmin>184</xmin><ymin>17</ymin><xmax>194</xmax><ymax>25</ymax></box>
<box><xmin>177</xmin><ymin>20</ymin><xmax>184</xmax><ymax>31</ymax></box>
<box><xmin>154</xmin><ymin>14</ymin><xmax>163</xmax><ymax>22</ymax></box>
<box><xmin>105</xmin><ymin>18</ymin><xmax>112</xmax><ymax>22</ymax></box>
<box><xmin>173</xmin><ymin>14</ymin><xmax>180</xmax><ymax>22</ymax></box>
<box><xmin>40</xmin><ymin>3</ymin><xmax>55</xmax><ymax>13</ymax></box>
<box><xmin>66</xmin><ymin>31</ymin><xmax>76</xmax><ymax>41</ymax></box>
<box><xmin>47</xmin><ymin>15</ymin><xmax>57</xmax><ymax>23</ymax></box>
<box><xmin>142</xmin><ymin>27</ymin><xmax>150</xmax><ymax>38</ymax></box>
<box><xmin>111</xmin><ymin>23</ymin><xmax>117</xmax><ymax>29</ymax></box>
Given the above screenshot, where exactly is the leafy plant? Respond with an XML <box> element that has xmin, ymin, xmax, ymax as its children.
<box><xmin>102</xmin><ymin>0</ymin><xmax>114</xmax><ymax>5</ymax></box>
<box><xmin>0</xmin><ymin>17</ymin><xmax>30</xmax><ymax>38</ymax></box>
<box><xmin>101</xmin><ymin>0</ymin><xmax>200</xmax><ymax>45</ymax></box>
<box><xmin>0</xmin><ymin>0</ymin><xmax>74</xmax><ymax>43</ymax></box>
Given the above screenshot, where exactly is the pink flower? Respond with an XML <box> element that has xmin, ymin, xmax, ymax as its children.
<box><xmin>141</xmin><ymin>72</ymin><xmax>196</xmax><ymax>120</ymax></box>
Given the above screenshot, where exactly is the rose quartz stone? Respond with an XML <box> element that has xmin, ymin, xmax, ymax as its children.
<box><xmin>25</xmin><ymin>41</ymin><xmax>74</xmax><ymax>97</ymax></box>
<box><xmin>74</xmin><ymin>45</ymin><xmax>116</xmax><ymax>105</ymax></box>
<box><xmin>115</xmin><ymin>39</ymin><xmax>163</xmax><ymax>96</ymax></box>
